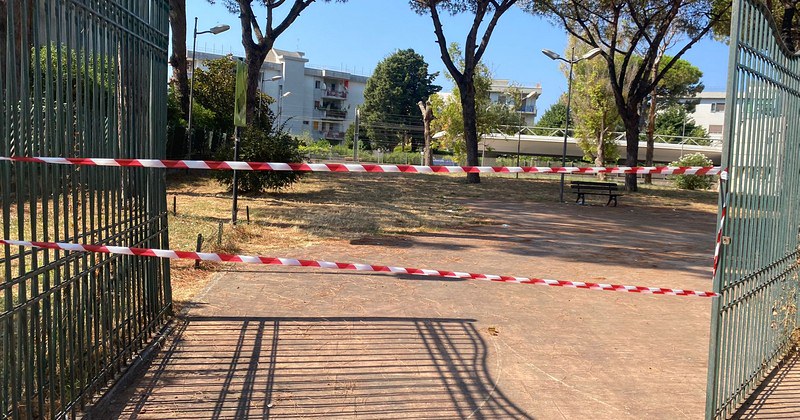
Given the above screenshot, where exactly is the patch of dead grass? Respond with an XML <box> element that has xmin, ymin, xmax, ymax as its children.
<box><xmin>165</xmin><ymin>172</ymin><xmax>719</xmax><ymax>308</ymax></box>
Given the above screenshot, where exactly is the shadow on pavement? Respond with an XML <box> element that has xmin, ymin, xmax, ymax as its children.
<box><xmin>735</xmin><ymin>350</ymin><xmax>800</xmax><ymax>419</ymax></box>
<box><xmin>107</xmin><ymin>316</ymin><xmax>533</xmax><ymax>419</ymax></box>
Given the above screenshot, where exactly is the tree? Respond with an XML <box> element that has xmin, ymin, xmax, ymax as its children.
<box><xmin>169</xmin><ymin>0</ymin><xmax>189</xmax><ymax>118</ymax></box>
<box><xmin>654</xmin><ymin>105</ymin><xmax>708</xmax><ymax>140</ymax></box>
<box><xmin>535</xmin><ymin>101</ymin><xmax>571</xmax><ymax>131</ymax></box>
<box><xmin>361</xmin><ymin>49</ymin><xmax>441</xmax><ymax>151</ymax></box>
<box><xmin>215</xmin><ymin>125</ymin><xmax>304</xmax><ymax>192</ymax></box>
<box><xmin>418</xmin><ymin>100</ymin><xmax>436</xmax><ymax>165</ymax></box>
<box><xmin>412</xmin><ymin>0</ymin><xmax>520</xmax><ymax>183</ymax></box>
<box><xmin>538</xmin><ymin>0</ymin><xmax>728</xmax><ymax>191</ymax></box>
<box><xmin>428</xmin><ymin>44</ymin><xmax>523</xmax><ymax>163</ymax></box>
<box><xmin>214</xmin><ymin>0</ymin><xmax>346</xmax><ymax>122</ymax></box>
<box><xmin>568</xmin><ymin>40</ymin><xmax>621</xmax><ymax>171</ymax></box>
<box><xmin>644</xmin><ymin>56</ymin><xmax>704</xmax><ymax>183</ymax></box>
<box><xmin>712</xmin><ymin>0</ymin><xmax>799</xmax><ymax>51</ymax></box>
<box><xmin>188</xmin><ymin>56</ymin><xmax>274</xmax><ymax>157</ymax></box>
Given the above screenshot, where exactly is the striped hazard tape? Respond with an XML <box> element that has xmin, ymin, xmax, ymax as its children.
<box><xmin>0</xmin><ymin>156</ymin><xmax>724</xmax><ymax>176</ymax></box>
<box><xmin>0</xmin><ymin>239</ymin><xmax>718</xmax><ymax>298</ymax></box>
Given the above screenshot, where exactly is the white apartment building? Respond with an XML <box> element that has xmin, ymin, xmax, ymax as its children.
<box><xmin>489</xmin><ymin>79</ymin><xmax>542</xmax><ymax>126</ymax></box>
<box><xmin>188</xmin><ymin>49</ymin><xmax>368</xmax><ymax>142</ymax></box>
<box><xmin>437</xmin><ymin>79</ymin><xmax>542</xmax><ymax>126</ymax></box>
<box><xmin>688</xmin><ymin>91</ymin><xmax>726</xmax><ymax>140</ymax></box>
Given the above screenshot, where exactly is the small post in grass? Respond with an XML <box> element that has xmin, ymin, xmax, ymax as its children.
<box><xmin>217</xmin><ymin>221</ymin><xmax>223</xmax><ymax>246</ymax></box>
<box><xmin>173</xmin><ymin>196</ymin><xmax>177</xmax><ymax>216</ymax></box>
<box><xmin>246</xmin><ymin>205</ymin><xmax>250</xmax><ymax>224</ymax></box>
<box><xmin>194</xmin><ymin>233</ymin><xmax>203</xmax><ymax>269</ymax></box>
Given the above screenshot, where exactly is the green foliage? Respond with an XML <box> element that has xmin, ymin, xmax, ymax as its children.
<box><xmin>535</xmin><ymin>101</ymin><xmax>571</xmax><ymax>129</ymax></box>
<box><xmin>569</xmin><ymin>39</ymin><xmax>621</xmax><ymax>165</ymax></box>
<box><xmin>670</xmin><ymin>153</ymin><xmax>715</xmax><ymax>190</ymax></box>
<box><xmin>382</xmin><ymin>151</ymin><xmax>423</xmax><ymax>165</ymax></box>
<box><xmin>191</xmin><ymin>56</ymin><xmax>274</xmax><ymax>135</ymax></box>
<box><xmin>655</xmin><ymin>56</ymin><xmax>704</xmax><ymax>112</ymax></box>
<box><xmin>361</xmin><ymin>49</ymin><xmax>440</xmax><ymax>149</ymax></box>
<box><xmin>655</xmin><ymin>105</ymin><xmax>709</xmax><ymax>141</ymax></box>
<box><xmin>34</xmin><ymin>43</ymin><xmax>116</xmax><ymax>99</ymax></box>
<box><xmin>215</xmin><ymin>125</ymin><xmax>303</xmax><ymax>192</ymax></box>
<box><xmin>299</xmin><ymin>139</ymin><xmax>333</xmax><ymax>156</ymax></box>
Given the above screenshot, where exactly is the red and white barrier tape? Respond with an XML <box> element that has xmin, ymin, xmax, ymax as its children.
<box><xmin>0</xmin><ymin>239</ymin><xmax>718</xmax><ymax>298</ymax></box>
<box><xmin>712</xmin><ymin>169</ymin><xmax>729</xmax><ymax>280</ymax></box>
<box><xmin>0</xmin><ymin>156</ymin><xmax>724</xmax><ymax>176</ymax></box>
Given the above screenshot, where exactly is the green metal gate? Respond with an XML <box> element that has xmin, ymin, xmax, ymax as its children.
<box><xmin>1</xmin><ymin>1</ymin><xmax>171</xmax><ymax>418</ymax></box>
<box><xmin>706</xmin><ymin>0</ymin><xmax>800</xmax><ymax>418</ymax></box>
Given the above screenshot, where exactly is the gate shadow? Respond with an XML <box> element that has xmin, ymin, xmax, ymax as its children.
<box><xmin>109</xmin><ymin>316</ymin><xmax>533</xmax><ymax>419</ymax></box>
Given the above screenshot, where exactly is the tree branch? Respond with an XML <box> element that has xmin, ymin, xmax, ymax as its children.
<box><xmin>428</xmin><ymin>2</ymin><xmax>463</xmax><ymax>83</ymax></box>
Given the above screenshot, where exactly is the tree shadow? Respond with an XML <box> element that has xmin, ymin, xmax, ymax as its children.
<box><xmin>105</xmin><ymin>316</ymin><xmax>533</xmax><ymax>419</ymax></box>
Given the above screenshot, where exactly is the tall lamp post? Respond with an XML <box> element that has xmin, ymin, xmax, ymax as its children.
<box><xmin>277</xmin><ymin>87</ymin><xmax>292</xmax><ymax>124</ymax></box>
<box><xmin>186</xmin><ymin>18</ymin><xmax>229</xmax><ymax>158</ymax></box>
<box><xmin>259</xmin><ymin>75</ymin><xmax>282</xmax><ymax>119</ymax></box>
<box><xmin>542</xmin><ymin>47</ymin><xmax>601</xmax><ymax>203</ymax></box>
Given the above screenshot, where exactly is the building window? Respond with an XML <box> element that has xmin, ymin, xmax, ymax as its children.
<box><xmin>711</xmin><ymin>102</ymin><xmax>726</xmax><ymax>112</ymax></box>
<box><xmin>313</xmin><ymin>121</ymin><xmax>319</xmax><ymax>130</ymax></box>
<box><xmin>315</xmin><ymin>80</ymin><xmax>321</xmax><ymax>89</ymax></box>
<box><xmin>303</xmin><ymin>120</ymin><xmax>309</xmax><ymax>125</ymax></box>
<box><xmin>709</xmin><ymin>124</ymin><xmax>723</xmax><ymax>134</ymax></box>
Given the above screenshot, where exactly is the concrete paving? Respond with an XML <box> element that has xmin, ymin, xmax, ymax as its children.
<box><xmin>105</xmin><ymin>200</ymin><xmax>717</xmax><ymax>419</ymax></box>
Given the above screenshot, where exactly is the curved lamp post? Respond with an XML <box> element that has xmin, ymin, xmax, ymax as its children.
<box><xmin>541</xmin><ymin>47</ymin><xmax>601</xmax><ymax>202</ymax></box>
<box><xmin>186</xmin><ymin>19</ymin><xmax>230</xmax><ymax>158</ymax></box>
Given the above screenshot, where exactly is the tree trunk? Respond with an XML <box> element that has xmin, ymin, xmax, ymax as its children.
<box><xmin>622</xmin><ymin>113</ymin><xmax>641</xmax><ymax>192</ymax></box>
<box><xmin>458</xmin><ymin>79</ymin><xmax>480</xmax><ymax>184</ymax></box>
<box><xmin>644</xmin><ymin>54</ymin><xmax>660</xmax><ymax>185</ymax></box>
<box><xmin>168</xmin><ymin>0</ymin><xmax>189</xmax><ymax>117</ymax></box>
<box><xmin>644</xmin><ymin>90</ymin><xmax>657</xmax><ymax>184</ymax></box>
<box><xmin>596</xmin><ymin>121</ymin><xmax>606</xmax><ymax>181</ymax></box>
<box><xmin>418</xmin><ymin>100</ymin><xmax>434</xmax><ymax>166</ymax></box>
<box><xmin>244</xmin><ymin>46</ymin><xmax>270</xmax><ymax>125</ymax></box>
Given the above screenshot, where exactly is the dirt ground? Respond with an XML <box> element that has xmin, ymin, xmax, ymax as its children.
<box><xmin>103</xmin><ymin>197</ymin><xmax>718</xmax><ymax>419</ymax></box>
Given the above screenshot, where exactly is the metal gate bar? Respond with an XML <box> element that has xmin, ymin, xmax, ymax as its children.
<box><xmin>1</xmin><ymin>1</ymin><xmax>171</xmax><ymax>418</ymax></box>
<box><xmin>706</xmin><ymin>0</ymin><xmax>800</xmax><ymax>418</ymax></box>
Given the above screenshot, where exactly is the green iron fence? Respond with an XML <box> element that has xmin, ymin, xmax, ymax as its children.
<box><xmin>1</xmin><ymin>1</ymin><xmax>171</xmax><ymax>418</ymax></box>
<box><xmin>706</xmin><ymin>0</ymin><xmax>800</xmax><ymax>418</ymax></box>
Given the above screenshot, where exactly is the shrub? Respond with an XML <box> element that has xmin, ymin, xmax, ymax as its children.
<box><xmin>216</xmin><ymin>125</ymin><xmax>303</xmax><ymax>192</ymax></box>
<box><xmin>670</xmin><ymin>153</ymin><xmax>715</xmax><ymax>190</ymax></box>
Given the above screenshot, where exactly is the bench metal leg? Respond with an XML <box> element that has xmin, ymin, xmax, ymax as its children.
<box><xmin>606</xmin><ymin>195</ymin><xmax>618</xmax><ymax>207</ymax></box>
<box><xmin>576</xmin><ymin>194</ymin><xmax>585</xmax><ymax>205</ymax></box>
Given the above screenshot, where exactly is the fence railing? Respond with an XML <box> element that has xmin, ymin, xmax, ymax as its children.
<box><xmin>1</xmin><ymin>1</ymin><xmax>171</xmax><ymax>418</ymax></box>
<box><xmin>490</xmin><ymin>125</ymin><xmax>720</xmax><ymax>147</ymax></box>
<box><xmin>706</xmin><ymin>0</ymin><xmax>800</xmax><ymax>418</ymax></box>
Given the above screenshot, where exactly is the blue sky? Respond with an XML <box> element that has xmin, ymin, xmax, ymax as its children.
<box><xmin>187</xmin><ymin>0</ymin><xmax>730</xmax><ymax>115</ymax></box>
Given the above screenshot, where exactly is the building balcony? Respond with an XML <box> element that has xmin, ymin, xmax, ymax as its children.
<box><xmin>314</xmin><ymin>107</ymin><xmax>347</xmax><ymax>120</ymax></box>
<box><xmin>323</xmin><ymin>89</ymin><xmax>348</xmax><ymax>99</ymax></box>
<box><xmin>518</xmin><ymin>105</ymin><xmax>537</xmax><ymax>114</ymax></box>
<box><xmin>322</xmin><ymin>130</ymin><xmax>345</xmax><ymax>141</ymax></box>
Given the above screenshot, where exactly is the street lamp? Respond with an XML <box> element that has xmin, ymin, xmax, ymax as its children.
<box><xmin>259</xmin><ymin>74</ymin><xmax>282</xmax><ymax>118</ymax></box>
<box><xmin>277</xmin><ymin>87</ymin><xmax>292</xmax><ymax>123</ymax></box>
<box><xmin>186</xmin><ymin>18</ymin><xmax>230</xmax><ymax>158</ymax></box>
<box><xmin>542</xmin><ymin>47</ymin><xmax>601</xmax><ymax>202</ymax></box>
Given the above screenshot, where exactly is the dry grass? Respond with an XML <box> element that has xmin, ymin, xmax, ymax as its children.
<box><xmin>164</xmin><ymin>172</ymin><xmax>719</xmax><ymax>309</ymax></box>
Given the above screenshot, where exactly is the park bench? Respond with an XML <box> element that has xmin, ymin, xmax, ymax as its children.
<box><xmin>570</xmin><ymin>181</ymin><xmax>623</xmax><ymax>207</ymax></box>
